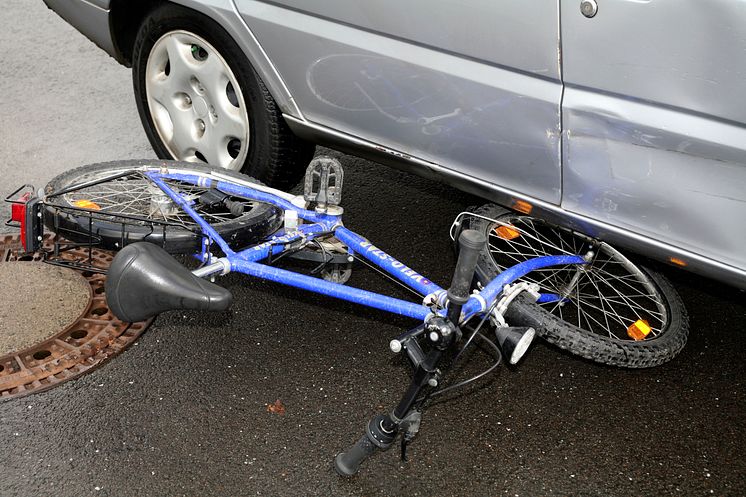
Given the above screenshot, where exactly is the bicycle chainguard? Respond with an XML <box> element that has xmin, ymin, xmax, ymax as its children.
<box><xmin>304</xmin><ymin>156</ymin><xmax>343</xmax><ymax>212</ymax></box>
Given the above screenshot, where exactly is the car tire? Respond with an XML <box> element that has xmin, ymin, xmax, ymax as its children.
<box><xmin>132</xmin><ymin>3</ymin><xmax>314</xmax><ymax>188</ymax></box>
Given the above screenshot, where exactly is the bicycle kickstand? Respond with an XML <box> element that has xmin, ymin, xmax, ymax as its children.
<box><xmin>334</xmin><ymin>229</ymin><xmax>486</xmax><ymax>476</ymax></box>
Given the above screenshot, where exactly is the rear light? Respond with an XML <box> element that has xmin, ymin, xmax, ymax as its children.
<box><xmin>11</xmin><ymin>193</ymin><xmax>31</xmax><ymax>222</ymax></box>
<box><xmin>11</xmin><ymin>193</ymin><xmax>31</xmax><ymax>250</ymax></box>
<box><xmin>5</xmin><ymin>187</ymin><xmax>42</xmax><ymax>253</ymax></box>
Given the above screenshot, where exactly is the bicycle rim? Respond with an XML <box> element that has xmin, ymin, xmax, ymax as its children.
<box><xmin>487</xmin><ymin>215</ymin><xmax>669</xmax><ymax>342</ymax></box>
<box><xmin>52</xmin><ymin>168</ymin><xmax>257</xmax><ymax>229</ymax></box>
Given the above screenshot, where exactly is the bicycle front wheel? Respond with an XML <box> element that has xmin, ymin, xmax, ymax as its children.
<box><xmin>468</xmin><ymin>204</ymin><xmax>689</xmax><ymax>368</ymax></box>
<box><xmin>44</xmin><ymin>160</ymin><xmax>282</xmax><ymax>253</ymax></box>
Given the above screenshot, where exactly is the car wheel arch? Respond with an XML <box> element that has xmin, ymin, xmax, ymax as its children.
<box><xmin>109</xmin><ymin>0</ymin><xmax>235</xmax><ymax>67</ymax></box>
<box><xmin>109</xmin><ymin>0</ymin><xmax>161</xmax><ymax>67</ymax></box>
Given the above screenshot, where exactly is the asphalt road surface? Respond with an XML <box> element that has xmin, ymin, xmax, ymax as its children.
<box><xmin>1</xmin><ymin>2</ymin><xmax>745</xmax><ymax>496</ymax></box>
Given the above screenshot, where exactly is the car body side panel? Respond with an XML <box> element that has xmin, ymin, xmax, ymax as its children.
<box><xmin>42</xmin><ymin>0</ymin><xmax>115</xmax><ymax>55</ymax></box>
<box><xmin>562</xmin><ymin>0</ymin><xmax>746</xmax><ymax>124</ymax></box>
<box><xmin>234</xmin><ymin>0</ymin><xmax>563</xmax><ymax>204</ymax></box>
<box><xmin>562</xmin><ymin>90</ymin><xmax>746</xmax><ymax>271</ymax></box>
<box><xmin>287</xmin><ymin>114</ymin><xmax>746</xmax><ymax>289</ymax></box>
<box><xmin>561</xmin><ymin>0</ymin><xmax>746</xmax><ymax>273</ymax></box>
<box><xmin>259</xmin><ymin>0</ymin><xmax>561</xmax><ymax>80</ymax></box>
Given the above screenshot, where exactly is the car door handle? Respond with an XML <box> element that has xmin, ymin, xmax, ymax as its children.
<box><xmin>580</xmin><ymin>0</ymin><xmax>598</xmax><ymax>18</ymax></box>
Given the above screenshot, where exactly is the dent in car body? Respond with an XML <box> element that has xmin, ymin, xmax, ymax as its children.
<box><xmin>561</xmin><ymin>0</ymin><xmax>746</xmax><ymax>276</ymax></box>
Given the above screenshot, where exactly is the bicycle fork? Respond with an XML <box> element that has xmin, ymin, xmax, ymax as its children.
<box><xmin>334</xmin><ymin>230</ymin><xmax>486</xmax><ymax>476</ymax></box>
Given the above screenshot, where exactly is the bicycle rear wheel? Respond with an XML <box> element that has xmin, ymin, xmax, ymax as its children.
<box><xmin>468</xmin><ymin>204</ymin><xmax>689</xmax><ymax>368</ymax></box>
<box><xmin>44</xmin><ymin>159</ymin><xmax>282</xmax><ymax>254</ymax></box>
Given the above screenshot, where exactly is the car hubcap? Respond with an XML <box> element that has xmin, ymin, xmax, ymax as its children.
<box><xmin>145</xmin><ymin>31</ymin><xmax>249</xmax><ymax>170</ymax></box>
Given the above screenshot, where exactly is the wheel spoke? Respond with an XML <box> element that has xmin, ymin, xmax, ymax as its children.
<box><xmin>60</xmin><ymin>172</ymin><xmax>259</xmax><ymax>231</ymax></box>
<box><xmin>597</xmin><ymin>297</ymin><xmax>664</xmax><ymax>318</ymax></box>
<box><xmin>169</xmin><ymin>111</ymin><xmax>196</xmax><ymax>155</ymax></box>
<box><xmin>517</xmin><ymin>219</ymin><xmax>578</xmax><ymax>256</ymax></box>
<box><xmin>147</xmin><ymin>77</ymin><xmax>171</xmax><ymax>107</ymax></box>
<box><xmin>591</xmin><ymin>265</ymin><xmax>661</xmax><ymax>299</ymax></box>
<box><xmin>575</xmin><ymin>275</ymin><xmax>583</xmax><ymax>329</ymax></box>
<box><xmin>197</xmin><ymin>141</ymin><xmax>223</xmax><ymax>168</ymax></box>
<box><xmin>587</xmin><ymin>273</ymin><xmax>612</xmax><ymax>335</ymax></box>
<box><xmin>487</xmin><ymin>213</ymin><xmax>668</xmax><ymax>343</ymax></box>
<box><xmin>577</xmin><ymin>272</ymin><xmax>632</xmax><ymax>331</ymax></box>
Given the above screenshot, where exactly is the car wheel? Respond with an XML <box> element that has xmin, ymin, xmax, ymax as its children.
<box><xmin>132</xmin><ymin>4</ymin><xmax>314</xmax><ymax>187</ymax></box>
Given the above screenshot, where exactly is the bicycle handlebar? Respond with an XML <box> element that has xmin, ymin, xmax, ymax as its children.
<box><xmin>334</xmin><ymin>434</ymin><xmax>378</xmax><ymax>476</ymax></box>
<box><xmin>334</xmin><ymin>414</ymin><xmax>397</xmax><ymax>476</ymax></box>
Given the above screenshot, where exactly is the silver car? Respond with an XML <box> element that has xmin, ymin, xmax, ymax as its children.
<box><xmin>44</xmin><ymin>0</ymin><xmax>746</xmax><ymax>290</ymax></box>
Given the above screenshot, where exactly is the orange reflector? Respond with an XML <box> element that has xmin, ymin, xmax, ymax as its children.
<box><xmin>73</xmin><ymin>199</ymin><xmax>101</xmax><ymax>210</ymax></box>
<box><xmin>669</xmin><ymin>257</ymin><xmax>687</xmax><ymax>267</ymax></box>
<box><xmin>627</xmin><ymin>319</ymin><xmax>651</xmax><ymax>341</ymax></box>
<box><xmin>494</xmin><ymin>225</ymin><xmax>521</xmax><ymax>240</ymax></box>
<box><xmin>512</xmin><ymin>199</ymin><xmax>533</xmax><ymax>215</ymax></box>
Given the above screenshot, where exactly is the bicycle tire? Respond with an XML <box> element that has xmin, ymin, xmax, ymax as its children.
<box><xmin>44</xmin><ymin>159</ymin><xmax>282</xmax><ymax>254</ymax></box>
<box><xmin>467</xmin><ymin>204</ymin><xmax>689</xmax><ymax>368</ymax></box>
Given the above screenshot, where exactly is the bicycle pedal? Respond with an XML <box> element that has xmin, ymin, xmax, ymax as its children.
<box><xmin>304</xmin><ymin>156</ymin><xmax>344</xmax><ymax>210</ymax></box>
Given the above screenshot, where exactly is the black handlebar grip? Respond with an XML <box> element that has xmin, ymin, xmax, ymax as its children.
<box><xmin>334</xmin><ymin>435</ymin><xmax>377</xmax><ymax>476</ymax></box>
<box><xmin>504</xmin><ymin>293</ymin><xmax>545</xmax><ymax>330</ymax></box>
<box><xmin>447</xmin><ymin>229</ymin><xmax>486</xmax><ymax>322</ymax></box>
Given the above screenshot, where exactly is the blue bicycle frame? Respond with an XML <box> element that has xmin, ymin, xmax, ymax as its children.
<box><xmin>147</xmin><ymin>170</ymin><xmax>585</xmax><ymax>324</ymax></box>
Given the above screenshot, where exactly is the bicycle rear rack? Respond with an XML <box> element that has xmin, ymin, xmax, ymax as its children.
<box><xmin>5</xmin><ymin>184</ymin><xmax>206</xmax><ymax>274</ymax></box>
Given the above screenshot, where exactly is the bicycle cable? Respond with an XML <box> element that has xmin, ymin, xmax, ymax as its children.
<box><xmin>310</xmin><ymin>238</ymin><xmax>334</xmax><ymax>274</ymax></box>
<box><xmin>453</xmin><ymin>296</ymin><xmax>500</xmax><ymax>365</ymax></box>
<box><xmin>419</xmin><ymin>295</ymin><xmax>504</xmax><ymax>402</ymax></box>
<box><xmin>265</xmin><ymin>231</ymin><xmax>335</xmax><ymax>266</ymax></box>
<box><xmin>427</xmin><ymin>332</ymin><xmax>501</xmax><ymax>399</ymax></box>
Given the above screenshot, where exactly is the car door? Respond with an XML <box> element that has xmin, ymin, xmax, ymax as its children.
<box><xmin>561</xmin><ymin>0</ymin><xmax>746</xmax><ymax>271</ymax></box>
<box><xmin>234</xmin><ymin>0</ymin><xmax>564</xmax><ymax>204</ymax></box>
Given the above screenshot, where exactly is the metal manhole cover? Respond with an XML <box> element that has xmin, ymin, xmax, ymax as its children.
<box><xmin>0</xmin><ymin>234</ymin><xmax>152</xmax><ymax>400</ymax></box>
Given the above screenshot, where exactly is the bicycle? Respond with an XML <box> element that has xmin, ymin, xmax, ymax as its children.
<box><xmin>6</xmin><ymin>156</ymin><xmax>688</xmax><ymax>475</ymax></box>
